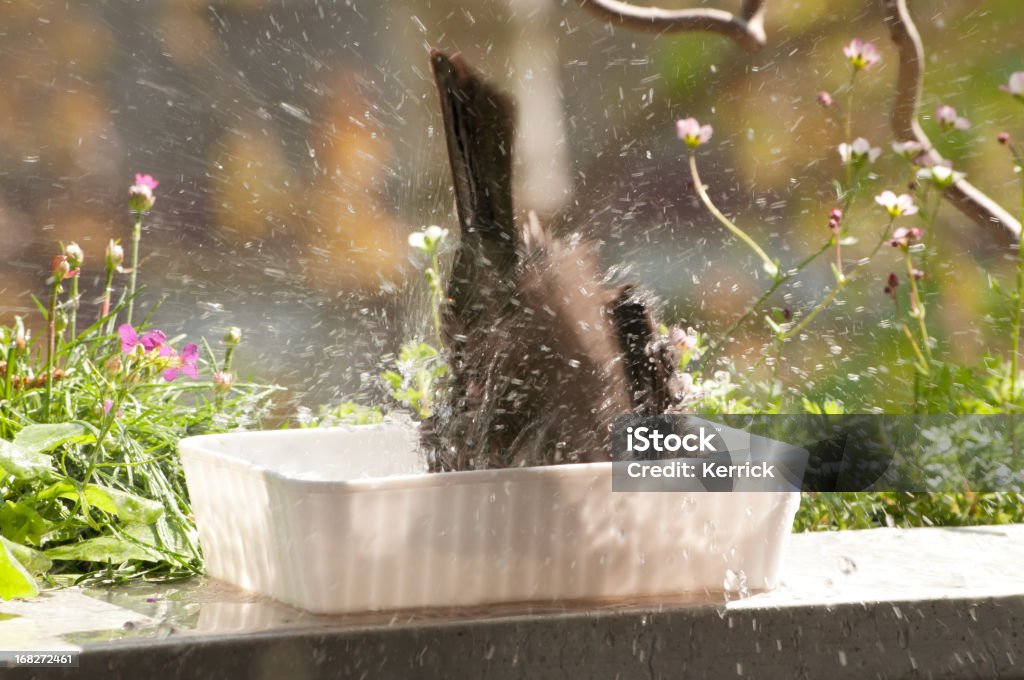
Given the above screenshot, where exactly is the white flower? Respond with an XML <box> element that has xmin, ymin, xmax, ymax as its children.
<box><xmin>916</xmin><ymin>164</ymin><xmax>965</xmax><ymax>188</ymax></box>
<box><xmin>839</xmin><ymin>137</ymin><xmax>881</xmax><ymax>165</ymax></box>
<box><xmin>891</xmin><ymin>140</ymin><xmax>924</xmax><ymax>160</ymax></box>
<box><xmin>874</xmin><ymin>190</ymin><xmax>918</xmax><ymax>218</ymax></box>
<box><xmin>408</xmin><ymin>225</ymin><xmax>449</xmax><ymax>253</ymax></box>
<box><xmin>1000</xmin><ymin>71</ymin><xmax>1024</xmax><ymax>100</ymax></box>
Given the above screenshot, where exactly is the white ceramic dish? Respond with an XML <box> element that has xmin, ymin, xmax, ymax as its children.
<box><xmin>180</xmin><ymin>421</ymin><xmax>804</xmax><ymax>614</ymax></box>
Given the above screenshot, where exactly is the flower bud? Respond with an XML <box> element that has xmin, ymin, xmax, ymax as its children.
<box><xmin>223</xmin><ymin>326</ymin><xmax>242</xmax><ymax>347</ymax></box>
<box><xmin>816</xmin><ymin>91</ymin><xmax>834</xmax><ymax>108</ymax></box>
<box><xmin>998</xmin><ymin>131</ymin><xmax>1011</xmax><ymax>146</ymax></box>
<box><xmin>105</xmin><ymin>355</ymin><xmax>122</xmax><ymax>376</ymax></box>
<box><xmin>105</xmin><ymin>239</ymin><xmax>125</xmax><ymax>270</ymax></box>
<box><xmin>64</xmin><ymin>242</ymin><xmax>84</xmax><ymax>269</ymax></box>
<box><xmin>128</xmin><ymin>173</ymin><xmax>158</xmax><ymax>213</ymax></box>
<box><xmin>213</xmin><ymin>370</ymin><xmax>234</xmax><ymax>394</ymax></box>
<box><xmin>828</xmin><ymin>208</ymin><xmax>843</xmax><ymax>232</ymax></box>
<box><xmin>14</xmin><ymin>320</ymin><xmax>26</xmax><ymax>351</ymax></box>
<box><xmin>51</xmin><ymin>255</ymin><xmax>78</xmax><ymax>282</ymax></box>
<box><xmin>54</xmin><ymin>309</ymin><xmax>68</xmax><ymax>333</ymax></box>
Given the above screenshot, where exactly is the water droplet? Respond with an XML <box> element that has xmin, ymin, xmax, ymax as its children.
<box><xmin>723</xmin><ymin>569</ymin><xmax>749</xmax><ymax>599</ymax></box>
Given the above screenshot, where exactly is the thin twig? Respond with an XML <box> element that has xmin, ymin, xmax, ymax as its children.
<box><xmin>882</xmin><ymin>0</ymin><xmax>1020</xmax><ymax>244</ymax></box>
<box><xmin>571</xmin><ymin>0</ymin><xmax>768</xmax><ymax>52</ymax></box>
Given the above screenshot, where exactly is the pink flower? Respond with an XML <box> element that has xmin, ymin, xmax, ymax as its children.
<box><xmin>1000</xmin><ymin>71</ymin><xmax>1024</xmax><ymax>100</ymax></box>
<box><xmin>129</xmin><ymin>173</ymin><xmax>158</xmax><ymax>213</ymax></box>
<box><xmin>875</xmin><ymin>190</ymin><xmax>918</xmax><ymax>218</ymax></box>
<box><xmin>676</xmin><ymin>118</ymin><xmax>713</xmax><ymax>148</ymax></box>
<box><xmin>890</xmin><ymin>227</ymin><xmax>923</xmax><ymax>249</ymax></box>
<box><xmin>162</xmin><ymin>343</ymin><xmax>199</xmax><ymax>382</ymax></box>
<box><xmin>670</xmin><ymin>327</ymin><xmax>700</xmax><ymax>352</ymax></box>
<box><xmin>843</xmin><ymin>39</ymin><xmax>881</xmax><ymax>70</ymax></box>
<box><xmin>102</xmin><ymin>400</ymin><xmax>124</xmax><ymax>417</ymax></box>
<box><xmin>998</xmin><ymin>132</ymin><xmax>1011</xmax><ymax>146</ymax></box>
<box><xmin>134</xmin><ymin>173</ymin><xmax>159</xmax><ymax>191</ymax></box>
<box><xmin>935</xmin><ymin>105</ymin><xmax>970</xmax><ymax>132</ymax></box>
<box><xmin>119</xmin><ymin>324</ymin><xmax>167</xmax><ymax>354</ymax></box>
<box><xmin>117</xmin><ymin>323</ymin><xmax>198</xmax><ymax>381</ymax></box>
<box><xmin>816</xmin><ymin>91</ymin><xmax>834</xmax><ymax>108</ymax></box>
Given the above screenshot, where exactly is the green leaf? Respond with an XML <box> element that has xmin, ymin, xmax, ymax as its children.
<box><xmin>1</xmin><ymin>537</ymin><xmax>51</xmax><ymax>575</ymax></box>
<box><xmin>38</xmin><ymin>483</ymin><xmax>163</xmax><ymax>524</ymax></box>
<box><xmin>0</xmin><ymin>537</ymin><xmax>39</xmax><ymax>599</ymax></box>
<box><xmin>0</xmin><ymin>440</ymin><xmax>54</xmax><ymax>481</ymax></box>
<box><xmin>93</xmin><ymin>487</ymin><xmax>163</xmax><ymax>524</ymax></box>
<box><xmin>124</xmin><ymin>519</ymin><xmax>194</xmax><ymax>558</ymax></box>
<box><xmin>0</xmin><ymin>501</ymin><xmax>48</xmax><ymax>545</ymax></box>
<box><xmin>44</xmin><ymin>535</ymin><xmax>161</xmax><ymax>563</ymax></box>
<box><xmin>14</xmin><ymin>423</ymin><xmax>93</xmax><ymax>454</ymax></box>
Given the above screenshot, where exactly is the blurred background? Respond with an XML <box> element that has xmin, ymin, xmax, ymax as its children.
<box><xmin>0</xmin><ymin>0</ymin><xmax>1021</xmax><ymax>415</ymax></box>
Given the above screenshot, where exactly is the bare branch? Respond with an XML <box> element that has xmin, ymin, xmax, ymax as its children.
<box><xmin>570</xmin><ymin>0</ymin><xmax>767</xmax><ymax>52</ymax></box>
<box><xmin>883</xmin><ymin>0</ymin><xmax>1020</xmax><ymax>244</ymax></box>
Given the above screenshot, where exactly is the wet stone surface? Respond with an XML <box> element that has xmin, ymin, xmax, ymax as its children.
<box><xmin>2</xmin><ymin>525</ymin><xmax>1024</xmax><ymax>679</ymax></box>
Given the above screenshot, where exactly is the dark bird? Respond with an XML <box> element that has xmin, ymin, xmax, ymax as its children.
<box><xmin>424</xmin><ymin>50</ymin><xmax>685</xmax><ymax>471</ymax></box>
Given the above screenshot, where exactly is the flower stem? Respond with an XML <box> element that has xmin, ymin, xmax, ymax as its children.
<box><xmin>698</xmin><ymin>238</ymin><xmax>834</xmax><ymax>371</ymax></box>
<box><xmin>901</xmin><ymin>323</ymin><xmax>929</xmax><ymax>379</ymax></box>
<box><xmin>781</xmin><ymin>219</ymin><xmax>895</xmax><ymax>343</ymax></box>
<box><xmin>844</xmin><ymin>70</ymin><xmax>858</xmax><ymax>201</ymax></box>
<box><xmin>127</xmin><ymin>214</ymin><xmax>142</xmax><ymax>325</ymax></box>
<box><xmin>904</xmin><ymin>249</ymin><xmax>933</xmax><ymax>367</ymax></box>
<box><xmin>45</xmin><ymin>280</ymin><xmax>60</xmax><ymax>420</ymax></box>
<box><xmin>1010</xmin><ymin>176</ymin><xmax>1024</xmax><ymax>404</ymax></box>
<box><xmin>783</xmin><ymin>282</ymin><xmax>845</xmax><ymax>341</ymax></box>
<box><xmin>689</xmin><ymin>154</ymin><xmax>778</xmax><ymax>277</ymax></box>
<box><xmin>69</xmin><ymin>276</ymin><xmax>79</xmax><ymax>340</ymax></box>
<box><xmin>101</xmin><ymin>267</ymin><xmax>115</xmax><ymax>321</ymax></box>
<box><xmin>834</xmin><ymin>235</ymin><xmax>843</xmax><ymax>278</ymax></box>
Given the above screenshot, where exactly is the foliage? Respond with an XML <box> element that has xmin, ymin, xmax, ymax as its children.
<box><xmin>0</xmin><ymin>196</ymin><xmax>279</xmax><ymax>599</ymax></box>
<box><xmin>670</xmin><ymin>47</ymin><xmax>1024</xmax><ymax>532</ymax></box>
<box><xmin>292</xmin><ymin>401</ymin><xmax>385</xmax><ymax>428</ymax></box>
<box><xmin>380</xmin><ymin>226</ymin><xmax>450</xmax><ymax>419</ymax></box>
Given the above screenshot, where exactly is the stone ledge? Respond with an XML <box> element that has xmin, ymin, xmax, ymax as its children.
<box><xmin>4</xmin><ymin>525</ymin><xmax>1024</xmax><ymax>679</ymax></box>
